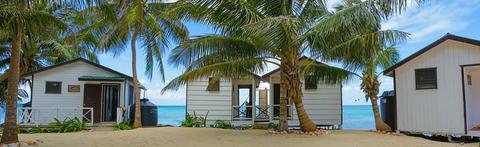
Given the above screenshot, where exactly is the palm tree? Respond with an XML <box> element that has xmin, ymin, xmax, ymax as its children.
<box><xmin>325</xmin><ymin>0</ymin><xmax>409</xmax><ymax>131</ymax></box>
<box><xmin>77</xmin><ymin>0</ymin><xmax>188</xmax><ymax>128</ymax></box>
<box><xmin>163</xmin><ymin>0</ymin><xmax>417</xmax><ymax>132</ymax></box>
<box><xmin>0</xmin><ymin>0</ymin><xmax>69</xmax><ymax>144</ymax></box>
<box><xmin>336</xmin><ymin>45</ymin><xmax>400</xmax><ymax>131</ymax></box>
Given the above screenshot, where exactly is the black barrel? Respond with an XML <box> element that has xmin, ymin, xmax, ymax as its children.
<box><xmin>129</xmin><ymin>98</ymin><xmax>158</xmax><ymax>126</ymax></box>
<box><xmin>380</xmin><ymin>90</ymin><xmax>396</xmax><ymax>130</ymax></box>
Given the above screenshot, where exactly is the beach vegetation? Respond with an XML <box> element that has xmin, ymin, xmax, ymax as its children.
<box><xmin>181</xmin><ymin>112</ymin><xmax>209</xmax><ymax>127</ymax></box>
<box><xmin>49</xmin><ymin>117</ymin><xmax>87</xmax><ymax>133</ymax></box>
<box><xmin>268</xmin><ymin>123</ymin><xmax>279</xmax><ymax>131</ymax></box>
<box><xmin>17</xmin><ymin>117</ymin><xmax>86</xmax><ymax>134</ymax></box>
<box><xmin>114</xmin><ymin>121</ymin><xmax>133</xmax><ymax>131</ymax></box>
<box><xmin>212</xmin><ymin>120</ymin><xmax>234</xmax><ymax>129</ymax></box>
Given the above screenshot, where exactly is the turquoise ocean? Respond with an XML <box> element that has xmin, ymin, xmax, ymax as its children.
<box><xmin>1</xmin><ymin>105</ymin><xmax>375</xmax><ymax>130</ymax></box>
<box><xmin>157</xmin><ymin>105</ymin><xmax>375</xmax><ymax>130</ymax></box>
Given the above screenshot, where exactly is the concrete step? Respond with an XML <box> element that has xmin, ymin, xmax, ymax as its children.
<box><xmin>93</xmin><ymin>122</ymin><xmax>116</xmax><ymax>127</ymax></box>
<box><xmin>252</xmin><ymin>123</ymin><xmax>270</xmax><ymax>129</ymax></box>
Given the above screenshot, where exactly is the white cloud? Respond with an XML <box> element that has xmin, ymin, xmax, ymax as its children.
<box><xmin>139</xmin><ymin>79</ymin><xmax>186</xmax><ymax>106</ymax></box>
<box><xmin>382</xmin><ymin>1</ymin><xmax>480</xmax><ymax>43</ymax></box>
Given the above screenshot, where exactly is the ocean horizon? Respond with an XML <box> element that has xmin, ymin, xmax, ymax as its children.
<box><xmin>157</xmin><ymin>105</ymin><xmax>375</xmax><ymax>130</ymax></box>
<box><xmin>1</xmin><ymin>105</ymin><xmax>375</xmax><ymax>130</ymax></box>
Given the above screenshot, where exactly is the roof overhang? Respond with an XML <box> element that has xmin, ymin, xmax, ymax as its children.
<box><xmin>383</xmin><ymin>33</ymin><xmax>480</xmax><ymax>76</ymax></box>
<box><xmin>22</xmin><ymin>58</ymin><xmax>137</xmax><ymax>82</ymax></box>
<box><xmin>78</xmin><ymin>75</ymin><xmax>126</xmax><ymax>81</ymax></box>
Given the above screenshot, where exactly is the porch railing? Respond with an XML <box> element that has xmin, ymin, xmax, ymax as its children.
<box><xmin>255</xmin><ymin>106</ymin><xmax>270</xmax><ymax>121</ymax></box>
<box><xmin>232</xmin><ymin>105</ymin><xmax>253</xmax><ymax>120</ymax></box>
<box><xmin>17</xmin><ymin>107</ymin><xmax>94</xmax><ymax>126</ymax></box>
<box><xmin>272</xmin><ymin>105</ymin><xmax>293</xmax><ymax>120</ymax></box>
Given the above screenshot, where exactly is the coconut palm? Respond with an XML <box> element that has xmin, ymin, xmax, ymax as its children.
<box><xmin>77</xmin><ymin>0</ymin><xmax>188</xmax><ymax>128</ymax></box>
<box><xmin>0</xmin><ymin>0</ymin><xmax>70</xmax><ymax>144</ymax></box>
<box><xmin>0</xmin><ymin>0</ymin><xmax>99</xmax><ymax>144</ymax></box>
<box><xmin>163</xmin><ymin>0</ymin><xmax>417</xmax><ymax>132</ymax></box>
<box><xmin>324</xmin><ymin>0</ymin><xmax>407</xmax><ymax>131</ymax></box>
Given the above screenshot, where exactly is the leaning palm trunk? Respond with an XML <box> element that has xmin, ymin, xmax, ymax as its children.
<box><xmin>131</xmin><ymin>28</ymin><xmax>142</xmax><ymax>128</ymax></box>
<box><xmin>278</xmin><ymin>62</ymin><xmax>288</xmax><ymax>131</ymax></box>
<box><xmin>361</xmin><ymin>74</ymin><xmax>391</xmax><ymax>131</ymax></box>
<box><xmin>285</xmin><ymin>57</ymin><xmax>316</xmax><ymax>132</ymax></box>
<box><xmin>0</xmin><ymin>19</ymin><xmax>23</xmax><ymax>144</ymax></box>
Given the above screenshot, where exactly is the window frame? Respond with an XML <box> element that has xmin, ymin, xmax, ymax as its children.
<box><xmin>415</xmin><ymin>67</ymin><xmax>437</xmax><ymax>90</ymax></box>
<box><xmin>45</xmin><ymin>81</ymin><xmax>62</xmax><ymax>94</ymax></box>
<box><xmin>207</xmin><ymin>78</ymin><xmax>220</xmax><ymax>91</ymax></box>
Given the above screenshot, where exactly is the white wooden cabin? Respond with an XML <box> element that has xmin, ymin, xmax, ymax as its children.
<box><xmin>384</xmin><ymin>33</ymin><xmax>480</xmax><ymax>136</ymax></box>
<box><xmin>186</xmin><ymin>58</ymin><xmax>342</xmax><ymax>128</ymax></box>
<box><xmin>20</xmin><ymin>58</ymin><xmax>145</xmax><ymax>126</ymax></box>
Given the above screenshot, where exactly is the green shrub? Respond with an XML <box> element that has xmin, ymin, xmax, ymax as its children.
<box><xmin>49</xmin><ymin>117</ymin><xmax>86</xmax><ymax>132</ymax></box>
<box><xmin>268</xmin><ymin>123</ymin><xmax>279</xmax><ymax>131</ymax></box>
<box><xmin>180</xmin><ymin>111</ymin><xmax>208</xmax><ymax>127</ymax></box>
<box><xmin>18</xmin><ymin>117</ymin><xmax>86</xmax><ymax>134</ymax></box>
<box><xmin>212</xmin><ymin>120</ymin><xmax>233</xmax><ymax>129</ymax></box>
<box><xmin>114</xmin><ymin>121</ymin><xmax>133</xmax><ymax>130</ymax></box>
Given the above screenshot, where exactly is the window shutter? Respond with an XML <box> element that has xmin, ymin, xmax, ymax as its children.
<box><xmin>45</xmin><ymin>81</ymin><xmax>62</xmax><ymax>94</ymax></box>
<box><xmin>415</xmin><ymin>68</ymin><xmax>437</xmax><ymax>89</ymax></box>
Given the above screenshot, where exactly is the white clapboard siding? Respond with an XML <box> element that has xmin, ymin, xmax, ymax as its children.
<box><xmin>289</xmin><ymin>81</ymin><xmax>342</xmax><ymax>126</ymax></box>
<box><xmin>187</xmin><ymin>78</ymin><xmax>232</xmax><ymax>125</ymax></box>
<box><xmin>394</xmin><ymin>40</ymin><xmax>480</xmax><ymax>134</ymax></box>
<box><xmin>31</xmin><ymin>60</ymin><xmax>126</xmax><ymax>123</ymax></box>
<box><xmin>268</xmin><ymin>71</ymin><xmax>342</xmax><ymax>126</ymax></box>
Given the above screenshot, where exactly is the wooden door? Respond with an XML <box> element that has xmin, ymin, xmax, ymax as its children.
<box><xmin>84</xmin><ymin>84</ymin><xmax>102</xmax><ymax>123</ymax></box>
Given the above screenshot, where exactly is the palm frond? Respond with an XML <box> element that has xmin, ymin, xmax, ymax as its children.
<box><xmin>162</xmin><ymin>59</ymin><xmax>266</xmax><ymax>92</ymax></box>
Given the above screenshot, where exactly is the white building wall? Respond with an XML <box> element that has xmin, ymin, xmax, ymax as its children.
<box><xmin>186</xmin><ymin>78</ymin><xmax>233</xmax><ymax>125</ymax></box>
<box><xmin>394</xmin><ymin>40</ymin><xmax>480</xmax><ymax>134</ymax></box>
<box><xmin>465</xmin><ymin>69</ymin><xmax>480</xmax><ymax>130</ymax></box>
<box><xmin>30</xmin><ymin>61</ymin><xmax>126</xmax><ymax>124</ymax></box>
<box><xmin>269</xmin><ymin>72</ymin><xmax>342</xmax><ymax>126</ymax></box>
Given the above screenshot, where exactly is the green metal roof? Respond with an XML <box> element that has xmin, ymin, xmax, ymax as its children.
<box><xmin>78</xmin><ymin>75</ymin><xmax>126</xmax><ymax>81</ymax></box>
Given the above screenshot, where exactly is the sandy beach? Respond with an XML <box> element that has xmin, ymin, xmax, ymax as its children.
<box><xmin>17</xmin><ymin>127</ymin><xmax>477</xmax><ymax>147</ymax></box>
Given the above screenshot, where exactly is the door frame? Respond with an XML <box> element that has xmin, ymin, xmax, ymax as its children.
<box><xmin>100</xmin><ymin>83</ymin><xmax>121</xmax><ymax>122</ymax></box>
<box><xmin>83</xmin><ymin>84</ymin><xmax>102</xmax><ymax>123</ymax></box>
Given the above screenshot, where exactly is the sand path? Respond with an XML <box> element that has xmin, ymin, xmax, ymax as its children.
<box><xmin>19</xmin><ymin>127</ymin><xmax>477</xmax><ymax>147</ymax></box>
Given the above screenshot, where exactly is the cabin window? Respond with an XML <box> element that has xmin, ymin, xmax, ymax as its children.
<box><xmin>415</xmin><ymin>68</ymin><xmax>437</xmax><ymax>89</ymax></box>
<box><xmin>304</xmin><ymin>76</ymin><xmax>318</xmax><ymax>90</ymax></box>
<box><xmin>207</xmin><ymin>78</ymin><xmax>220</xmax><ymax>91</ymax></box>
<box><xmin>45</xmin><ymin>81</ymin><xmax>62</xmax><ymax>94</ymax></box>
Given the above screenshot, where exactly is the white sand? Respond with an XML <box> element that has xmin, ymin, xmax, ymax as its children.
<box><xmin>19</xmin><ymin>127</ymin><xmax>477</xmax><ymax>147</ymax></box>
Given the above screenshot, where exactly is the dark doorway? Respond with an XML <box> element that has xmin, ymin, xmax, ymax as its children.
<box><xmin>238</xmin><ymin>85</ymin><xmax>253</xmax><ymax>119</ymax></box>
<box><xmin>273</xmin><ymin>84</ymin><xmax>290</xmax><ymax>118</ymax></box>
<box><xmin>102</xmin><ymin>84</ymin><xmax>120</xmax><ymax>122</ymax></box>
<box><xmin>84</xmin><ymin>84</ymin><xmax>102</xmax><ymax>123</ymax></box>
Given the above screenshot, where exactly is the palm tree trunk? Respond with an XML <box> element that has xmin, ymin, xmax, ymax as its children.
<box><xmin>131</xmin><ymin>28</ymin><xmax>142</xmax><ymax>128</ymax></box>
<box><xmin>286</xmin><ymin>57</ymin><xmax>316</xmax><ymax>132</ymax></box>
<box><xmin>370</xmin><ymin>95</ymin><xmax>391</xmax><ymax>131</ymax></box>
<box><xmin>363</xmin><ymin>74</ymin><xmax>391</xmax><ymax>131</ymax></box>
<box><xmin>0</xmin><ymin>17</ymin><xmax>24</xmax><ymax>145</ymax></box>
<box><xmin>278</xmin><ymin>62</ymin><xmax>288</xmax><ymax>131</ymax></box>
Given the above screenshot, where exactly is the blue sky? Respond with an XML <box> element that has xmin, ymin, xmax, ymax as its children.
<box><xmin>96</xmin><ymin>0</ymin><xmax>480</xmax><ymax>105</ymax></box>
